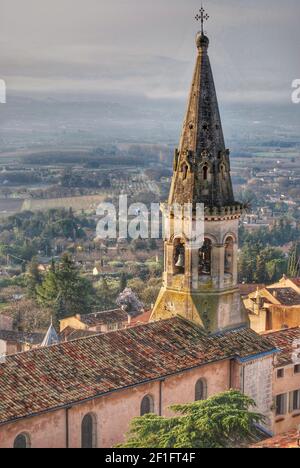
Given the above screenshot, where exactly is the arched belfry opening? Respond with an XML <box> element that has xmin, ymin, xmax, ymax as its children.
<box><xmin>203</xmin><ymin>165</ymin><xmax>208</xmax><ymax>181</ymax></box>
<box><xmin>174</xmin><ymin>239</ymin><xmax>185</xmax><ymax>275</ymax></box>
<box><xmin>199</xmin><ymin>238</ymin><xmax>212</xmax><ymax>276</ymax></box>
<box><xmin>224</xmin><ymin>236</ymin><xmax>234</xmax><ymax>275</ymax></box>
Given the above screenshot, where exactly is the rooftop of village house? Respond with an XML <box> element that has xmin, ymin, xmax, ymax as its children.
<box><xmin>251</xmin><ymin>428</ymin><xmax>300</xmax><ymax>449</ymax></box>
<box><xmin>60</xmin><ymin>326</ymin><xmax>100</xmax><ymax>342</ymax></box>
<box><xmin>0</xmin><ymin>330</ymin><xmax>44</xmax><ymax>346</ymax></box>
<box><xmin>238</xmin><ymin>284</ymin><xmax>266</xmax><ymax>297</ymax></box>
<box><xmin>75</xmin><ymin>309</ymin><xmax>129</xmax><ymax>327</ymax></box>
<box><xmin>262</xmin><ymin>327</ymin><xmax>300</xmax><ymax>367</ymax></box>
<box><xmin>266</xmin><ymin>288</ymin><xmax>300</xmax><ymax>306</ymax></box>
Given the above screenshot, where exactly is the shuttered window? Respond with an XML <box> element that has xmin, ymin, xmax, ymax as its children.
<box><xmin>276</xmin><ymin>394</ymin><xmax>287</xmax><ymax>416</ymax></box>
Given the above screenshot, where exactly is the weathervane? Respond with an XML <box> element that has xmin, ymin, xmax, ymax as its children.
<box><xmin>195</xmin><ymin>6</ymin><xmax>210</xmax><ymax>35</ymax></box>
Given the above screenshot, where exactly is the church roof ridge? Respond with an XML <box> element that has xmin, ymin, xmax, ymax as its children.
<box><xmin>0</xmin><ymin>317</ymin><xmax>276</xmax><ymax>426</ymax></box>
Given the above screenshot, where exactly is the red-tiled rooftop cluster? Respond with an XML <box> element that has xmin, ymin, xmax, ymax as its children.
<box><xmin>0</xmin><ymin>317</ymin><xmax>276</xmax><ymax>425</ymax></box>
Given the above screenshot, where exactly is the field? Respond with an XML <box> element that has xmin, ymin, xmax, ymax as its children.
<box><xmin>21</xmin><ymin>194</ymin><xmax>107</xmax><ymax>213</ymax></box>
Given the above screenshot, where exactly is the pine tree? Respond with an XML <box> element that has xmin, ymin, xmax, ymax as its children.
<box><xmin>36</xmin><ymin>254</ymin><xmax>94</xmax><ymax>318</ymax></box>
<box><xmin>119</xmin><ymin>390</ymin><xmax>264</xmax><ymax>449</ymax></box>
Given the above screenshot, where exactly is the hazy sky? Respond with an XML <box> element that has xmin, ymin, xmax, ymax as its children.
<box><xmin>1</xmin><ymin>0</ymin><xmax>299</xmax><ymax>103</ymax></box>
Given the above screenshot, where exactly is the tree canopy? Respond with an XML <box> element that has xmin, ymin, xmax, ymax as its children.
<box><xmin>36</xmin><ymin>254</ymin><xmax>94</xmax><ymax>320</ymax></box>
<box><xmin>119</xmin><ymin>390</ymin><xmax>264</xmax><ymax>449</ymax></box>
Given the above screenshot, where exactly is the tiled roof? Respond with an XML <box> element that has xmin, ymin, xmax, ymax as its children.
<box><xmin>238</xmin><ymin>284</ymin><xmax>265</xmax><ymax>297</ymax></box>
<box><xmin>80</xmin><ymin>309</ymin><xmax>128</xmax><ymax>326</ymax></box>
<box><xmin>0</xmin><ymin>318</ymin><xmax>276</xmax><ymax>425</ymax></box>
<box><xmin>251</xmin><ymin>429</ymin><xmax>300</xmax><ymax>449</ymax></box>
<box><xmin>266</xmin><ymin>287</ymin><xmax>300</xmax><ymax>306</ymax></box>
<box><xmin>263</xmin><ymin>327</ymin><xmax>300</xmax><ymax>367</ymax></box>
<box><xmin>0</xmin><ymin>330</ymin><xmax>44</xmax><ymax>345</ymax></box>
<box><xmin>60</xmin><ymin>327</ymin><xmax>100</xmax><ymax>342</ymax></box>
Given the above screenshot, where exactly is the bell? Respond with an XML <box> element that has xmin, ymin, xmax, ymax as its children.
<box><xmin>175</xmin><ymin>253</ymin><xmax>185</xmax><ymax>268</ymax></box>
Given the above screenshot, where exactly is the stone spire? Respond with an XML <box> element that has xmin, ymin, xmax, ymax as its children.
<box><xmin>151</xmin><ymin>17</ymin><xmax>248</xmax><ymax>333</ymax></box>
<box><xmin>169</xmin><ymin>30</ymin><xmax>235</xmax><ymax>208</ymax></box>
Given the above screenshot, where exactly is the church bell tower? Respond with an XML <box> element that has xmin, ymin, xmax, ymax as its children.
<box><xmin>151</xmin><ymin>10</ymin><xmax>249</xmax><ymax>333</ymax></box>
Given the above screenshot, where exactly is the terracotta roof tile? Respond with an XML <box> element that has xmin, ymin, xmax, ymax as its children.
<box><xmin>238</xmin><ymin>284</ymin><xmax>265</xmax><ymax>297</ymax></box>
<box><xmin>266</xmin><ymin>287</ymin><xmax>300</xmax><ymax>306</ymax></box>
<box><xmin>60</xmin><ymin>327</ymin><xmax>100</xmax><ymax>342</ymax></box>
<box><xmin>80</xmin><ymin>309</ymin><xmax>128</xmax><ymax>326</ymax></box>
<box><xmin>251</xmin><ymin>429</ymin><xmax>300</xmax><ymax>448</ymax></box>
<box><xmin>263</xmin><ymin>327</ymin><xmax>300</xmax><ymax>367</ymax></box>
<box><xmin>0</xmin><ymin>318</ymin><xmax>276</xmax><ymax>425</ymax></box>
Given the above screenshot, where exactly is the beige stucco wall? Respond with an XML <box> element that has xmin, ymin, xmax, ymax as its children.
<box><xmin>273</xmin><ymin>364</ymin><xmax>300</xmax><ymax>435</ymax></box>
<box><xmin>249</xmin><ymin>310</ymin><xmax>267</xmax><ymax>334</ymax></box>
<box><xmin>268</xmin><ymin>306</ymin><xmax>300</xmax><ymax>331</ymax></box>
<box><xmin>0</xmin><ymin>360</ymin><xmax>232</xmax><ymax>448</ymax></box>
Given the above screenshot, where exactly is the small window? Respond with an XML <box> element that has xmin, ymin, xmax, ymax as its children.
<box><xmin>141</xmin><ymin>395</ymin><xmax>154</xmax><ymax>416</ymax></box>
<box><xmin>220</xmin><ymin>164</ymin><xmax>226</xmax><ymax>180</ymax></box>
<box><xmin>294</xmin><ymin>365</ymin><xmax>300</xmax><ymax>374</ymax></box>
<box><xmin>277</xmin><ymin>369</ymin><xmax>285</xmax><ymax>379</ymax></box>
<box><xmin>276</xmin><ymin>394</ymin><xmax>287</xmax><ymax>416</ymax></box>
<box><xmin>203</xmin><ymin>165</ymin><xmax>208</xmax><ymax>181</ymax></box>
<box><xmin>291</xmin><ymin>390</ymin><xmax>300</xmax><ymax>412</ymax></box>
<box><xmin>195</xmin><ymin>379</ymin><xmax>207</xmax><ymax>401</ymax></box>
<box><xmin>81</xmin><ymin>413</ymin><xmax>97</xmax><ymax>449</ymax></box>
<box><xmin>181</xmin><ymin>163</ymin><xmax>188</xmax><ymax>180</ymax></box>
<box><xmin>13</xmin><ymin>433</ymin><xmax>31</xmax><ymax>449</ymax></box>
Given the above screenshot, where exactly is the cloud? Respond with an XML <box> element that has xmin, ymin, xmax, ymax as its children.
<box><xmin>0</xmin><ymin>0</ymin><xmax>299</xmax><ymax>104</ymax></box>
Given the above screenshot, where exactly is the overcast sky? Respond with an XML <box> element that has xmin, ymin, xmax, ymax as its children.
<box><xmin>0</xmin><ymin>0</ymin><xmax>299</xmax><ymax>103</ymax></box>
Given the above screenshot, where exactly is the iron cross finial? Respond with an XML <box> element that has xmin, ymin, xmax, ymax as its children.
<box><xmin>195</xmin><ymin>6</ymin><xmax>210</xmax><ymax>35</ymax></box>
